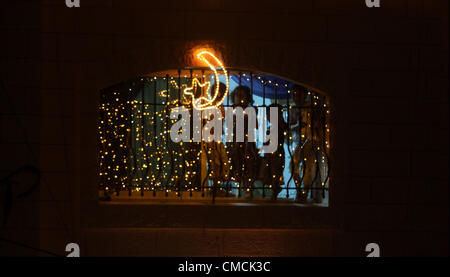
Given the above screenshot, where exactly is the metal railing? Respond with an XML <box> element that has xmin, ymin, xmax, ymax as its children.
<box><xmin>99</xmin><ymin>68</ymin><xmax>330</xmax><ymax>204</ymax></box>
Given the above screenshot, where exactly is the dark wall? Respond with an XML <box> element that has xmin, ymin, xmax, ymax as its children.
<box><xmin>0</xmin><ymin>0</ymin><xmax>448</xmax><ymax>256</ymax></box>
<box><xmin>0</xmin><ymin>0</ymin><xmax>41</xmax><ymax>256</ymax></box>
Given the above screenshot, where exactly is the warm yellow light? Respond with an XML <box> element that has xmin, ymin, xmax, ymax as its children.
<box><xmin>184</xmin><ymin>50</ymin><xmax>229</xmax><ymax>110</ymax></box>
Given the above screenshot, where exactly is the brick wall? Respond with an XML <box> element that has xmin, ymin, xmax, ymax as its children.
<box><xmin>0</xmin><ymin>0</ymin><xmax>448</xmax><ymax>256</ymax></box>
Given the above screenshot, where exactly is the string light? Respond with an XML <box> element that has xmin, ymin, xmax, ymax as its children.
<box><xmin>98</xmin><ymin>55</ymin><xmax>331</xmax><ymax>199</ymax></box>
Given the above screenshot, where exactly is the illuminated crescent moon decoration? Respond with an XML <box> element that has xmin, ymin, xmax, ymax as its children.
<box><xmin>184</xmin><ymin>51</ymin><xmax>229</xmax><ymax>110</ymax></box>
<box><xmin>156</xmin><ymin>50</ymin><xmax>229</xmax><ymax>110</ymax></box>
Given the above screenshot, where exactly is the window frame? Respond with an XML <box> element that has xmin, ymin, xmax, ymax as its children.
<box><xmin>79</xmin><ymin>68</ymin><xmax>341</xmax><ymax>230</ymax></box>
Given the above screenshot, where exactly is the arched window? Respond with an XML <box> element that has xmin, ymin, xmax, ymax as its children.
<box><xmin>99</xmin><ymin>68</ymin><xmax>331</xmax><ymax>205</ymax></box>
